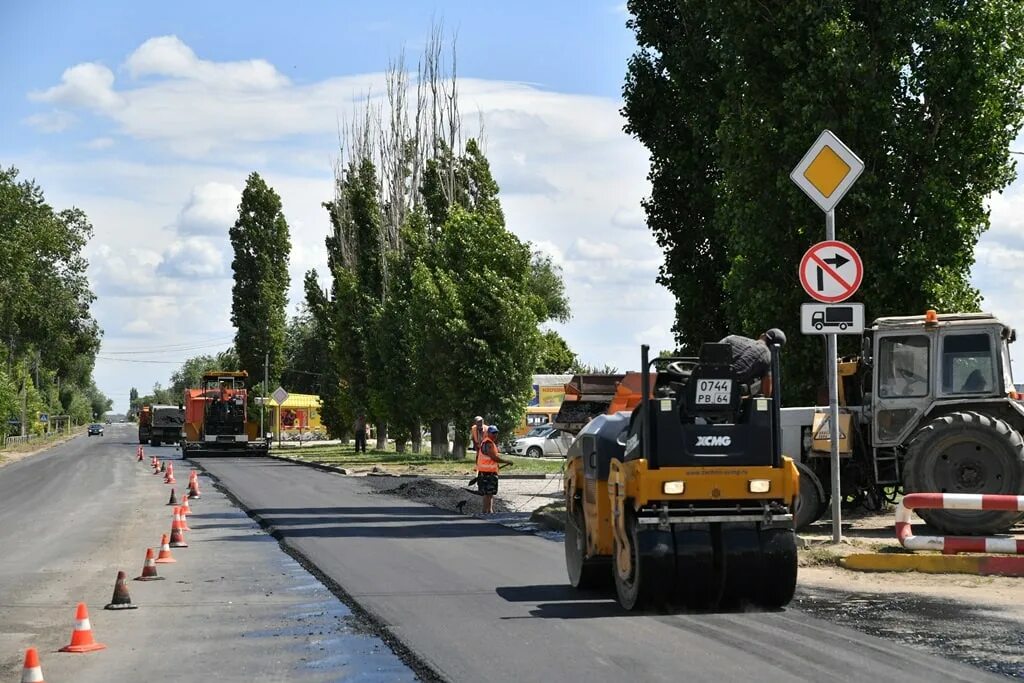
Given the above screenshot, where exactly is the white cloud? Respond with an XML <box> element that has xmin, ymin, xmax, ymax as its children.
<box><xmin>157</xmin><ymin>236</ymin><xmax>228</xmax><ymax>279</ymax></box>
<box><xmin>22</xmin><ymin>35</ymin><xmax>675</xmax><ymax>410</ymax></box>
<box><xmin>29</xmin><ymin>62</ymin><xmax>123</xmax><ymax>111</ymax></box>
<box><xmin>84</xmin><ymin>136</ymin><xmax>115</xmax><ymax>150</ymax></box>
<box><xmin>176</xmin><ymin>181</ymin><xmax>240</xmax><ymax>235</ymax></box>
<box><xmin>24</xmin><ymin>110</ymin><xmax>76</xmax><ymax>132</ymax></box>
<box><xmin>126</xmin><ymin>35</ymin><xmax>289</xmax><ymax>90</ymax></box>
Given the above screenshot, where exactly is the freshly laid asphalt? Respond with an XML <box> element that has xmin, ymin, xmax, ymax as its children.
<box><xmin>197</xmin><ymin>456</ymin><xmax>1002</xmax><ymax>683</ymax></box>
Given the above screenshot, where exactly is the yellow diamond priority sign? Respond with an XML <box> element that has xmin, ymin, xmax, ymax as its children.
<box><xmin>791</xmin><ymin>130</ymin><xmax>864</xmax><ymax>212</ymax></box>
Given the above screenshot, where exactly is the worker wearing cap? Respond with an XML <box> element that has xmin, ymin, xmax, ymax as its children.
<box><xmin>470</xmin><ymin>415</ymin><xmax>487</xmax><ymax>451</ymax></box>
<box><xmin>477</xmin><ymin>424</ymin><xmax>512</xmax><ymax>514</ymax></box>
<box><xmin>718</xmin><ymin>328</ymin><xmax>786</xmax><ymax>396</ymax></box>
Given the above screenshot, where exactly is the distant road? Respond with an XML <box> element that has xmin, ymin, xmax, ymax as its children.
<box><xmin>0</xmin><ymin>426</ymin><xmax>412</xmax><ymax>682</ymax></box>
<box><xmin>198</xmin><ymin>456</ymin><xmax>1000</xmax><ymax>683</ymax></box>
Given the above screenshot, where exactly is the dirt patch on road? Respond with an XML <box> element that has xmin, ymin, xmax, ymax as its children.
<box><xmin>363</xmin><ymin>475</ymin><xmax>513</xmax><ymax>516</ymax></box>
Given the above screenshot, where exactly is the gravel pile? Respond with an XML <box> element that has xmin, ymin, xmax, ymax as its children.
<box><xmin>364</xmin><ymin>475</ymin><xmax>513</xmax><ymax>515</ymax></box>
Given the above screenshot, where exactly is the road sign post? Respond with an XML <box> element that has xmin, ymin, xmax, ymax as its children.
<box><xmin>791</xmin><ymin>130</ymin><xmax>864</xmax><ymax>544</ymax></box>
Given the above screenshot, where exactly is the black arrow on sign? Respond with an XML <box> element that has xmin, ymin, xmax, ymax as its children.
<box><xmin>823</xmin><ymin>253</ymin><xmax>849</xmax><ymax>269</ymax></box>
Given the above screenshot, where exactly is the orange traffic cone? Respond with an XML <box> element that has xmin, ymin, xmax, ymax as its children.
<box><xmin>177</xmin><ymin>505</ymin><xmax>191</xmax><ymax>531</ymax></box>
<box><xmin>134</xmin><ymin>548</ymin><xmax>165</xmax><ymax>581</ymax></box>
<box><xmin>180</xmin><ymin>494</ymin><xmax>192</xmax><ymax>516</ymax></box>
<box><xmin>136</xmin><ymin>446</ymin><xmax>144</xmax><ymax>462</ymax></box>
<box><xmin>188</xmin><ymin>477</ymin><xmax>201</xmax><ymax>499</ymax></box>
<box><xmin>155</xmin><ymin>533</ymin><xmax>176</xmax><ymax>563</ymax></box>
<box><xmin>164</xmin><ymin>463</ymin><xmax>176</xmax><ymax>484</ymax></box>
<box><xmin>169</xmin><ymin>508</ymin><xmax>188</xmax><ymax>548</ymax></box>
<box><xmin>58</xmin><ymin>603</ymin><xmax>106</xmax><ymax>653</ymax></box>
<box><xmin>154</xmin><ymin>460</ymin><xmax>162</xmax><ymax>475</ymax></box>
<box><xmin>20</xmin><ymin>647</ymin><xmax>44</xmax><ymax>683</ymax></box>
<box><xmin>104</xmin><ymin>570</ymin><xmax>138</xmax><ymax>610</ymax></box>
<box><xmin>166</xmin><ymin>488</ymin><xmax>179</xmax><ymax>506</ymax></box>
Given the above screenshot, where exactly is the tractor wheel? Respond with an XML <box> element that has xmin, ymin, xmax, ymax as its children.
<box><xmin>565</xmin><ymin>501</ymin><xmax>607</xmax><ymax>590</ymax></box>
<box><xmin>903</xmin><ymin>411</ymin><xmax>1024</xmax><ymax>535</ymax></box>
<box><xmin>613</xmin><ymin>507</ymin><xmax>654</xmax><ymax>610</ymax></box>
<box><xmin>526</xmin><ymin>446</ymin><xmax>542</xmax><ymax>458</ymax></box>
<box><xmin>794</xmin><ymin>462</ymin><xmax>827</xmax><ymax>531</ymax></box>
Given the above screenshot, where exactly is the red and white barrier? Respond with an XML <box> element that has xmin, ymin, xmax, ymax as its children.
<box><xmin>895</xmin><ymin>493</ymin><xmax>1024</xmax><ymax>554</ymax></box>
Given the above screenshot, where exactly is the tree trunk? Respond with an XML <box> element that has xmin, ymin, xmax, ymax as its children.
<box><xmin>395</xmin><ymin>438</ymin><xmax>406</xmax><ymax>454</ymax></box>
<box><xmin>430</xmin><ymin>419</ymin><xmax>448</xmax><ymax>458</ymax></box>
<box><xmin>452</xmin><ymin>428</ymin><xmax>467</xmax><ymax>460</ymax></box>
<box><xmin>375</xmin><ymin>421</ymin><xmax>387</xmax><ymax>450</ymax></box>
<box><xmin>411</xmin><ymin>421</ymin><xmax>422</xmax><ymax>454</ymax></box>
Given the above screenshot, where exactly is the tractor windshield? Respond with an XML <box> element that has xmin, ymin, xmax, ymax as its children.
<box><xmin>941</xmin><ymin>333</ymin><xmax>995</xmax><ymax>395</ymax></box>
<box><xmin>878</xmin><ymin>335</ymin><xmax>929</xmax><ymax>398</ymax></box>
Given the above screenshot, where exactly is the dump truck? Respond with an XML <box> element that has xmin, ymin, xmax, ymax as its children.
<box><xmin>782</xmin><ymin>310</ymin><xmax>1024</xmax><ymax>535</ymax></box>
<box><xmin>181</xmin><ymin>371</ymin><xmax>269</xmax><ymax>457</ymax></box>
<box><xmin>137</xmin><ymin>406</ymin><xmax>152</xmax><ymax>445</ymax></box>
<box><xmin>148</xmin><ymin>404</ymin><xmax>185</xmax><ymax>446</ymax></box>
<box><xmin>562</xmin><ymin>340</ymin><xmax>799</xmax><ymax>611</ymax></box>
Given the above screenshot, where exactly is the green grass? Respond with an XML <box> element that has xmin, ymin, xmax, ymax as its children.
<box><xmin>272</xmin><ymin>442</ymin><xmax>565</xmax><ymax>474</ymax></box>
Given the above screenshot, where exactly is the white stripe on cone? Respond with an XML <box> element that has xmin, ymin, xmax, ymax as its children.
<box><xmin>74</xmin><ymin>618</ymin><xmax>91</xmax><ymax>630</ymax></box>
<box><xmin>21</xmin><ymin>667</ymin><xmax>44</xmax><ymax>683</ymax></box>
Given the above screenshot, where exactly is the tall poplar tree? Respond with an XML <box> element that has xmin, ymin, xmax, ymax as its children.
<box><xmin>230</xmin><ymin>172</ymin><xmax>291</xmax><ymax>390</ymax></box>
<box><xmin>624</xmin><ymin>0</ymin><xmax>1024</xmax><ymax>401</ymax></box>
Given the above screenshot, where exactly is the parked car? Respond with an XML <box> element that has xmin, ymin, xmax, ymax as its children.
<box><xmin>508</xmin><ymin>425</ymin><xmax>572</xmax><ymax>458</ymax></box>
<box><xmin>87</xmin><ymin>423</ymin><xmax>104</xmax><ymax>436</ymax></box>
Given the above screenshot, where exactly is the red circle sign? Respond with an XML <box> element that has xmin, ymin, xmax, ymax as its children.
<box><xmin>799</xmin><ymin>240</ymin><xmax>863</xmax><ymax>303</ymax></box>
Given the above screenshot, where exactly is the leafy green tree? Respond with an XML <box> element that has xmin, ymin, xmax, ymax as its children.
<box><xmin>536</xmin><ymin>330</ymin><xmax>577</xmax><ymax>374</ymax></box>
<box><xmin>527</xmin><ymin>252</ymin><xmax>571</xmax><ymax>324</ymax></box>
<box><xmin>230</xmin><ymin>172</ymin><xmax>291</xmax><ymax>392</ymax></box>
<box><xmin>410</xmin><ymin>141</ymin><xmax>540</xmax><ymax>457</ymax></box>
<box><xmin>282</xmin><ymin>310</ymin><xmax>329</xmax><ymax>395</ymax></box>
<box><xmin>0</xmin><ymin>167</ymin><xmax>101</xmax><ymax>384</ymax></box>
<box><xmin>624</xmin><ymin>0</ymin><xmax>1024</xmax><ymax>401</ymax></box>
<box><xmin>168</xmin><ymin>347</ymin><xmax>239</xmax><ymax>397</ymax></box>
<box><xmin>129</xmin><ymin>387</ymin><xmax>139</xmax><ymax>415</ymax></box>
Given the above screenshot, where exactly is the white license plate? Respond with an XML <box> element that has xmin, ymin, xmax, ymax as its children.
<box><xmin>695</xmin><ymin>379</ymin><xmax>732</xmax><ymax>405</ymax></box>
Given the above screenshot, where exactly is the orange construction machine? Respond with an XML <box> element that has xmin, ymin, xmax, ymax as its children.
<box><xmin>137</xmin><ymin>406</ymin><xmax>152</xmax><ymax>445</ymax></box>
<box><xmin>181</xmin><ymin>371</ymin><xmax>268</xmax><ymax>457</ymax></box>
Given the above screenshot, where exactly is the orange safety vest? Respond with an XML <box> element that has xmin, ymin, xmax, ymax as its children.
<box><xmin>476</xmin><ymin>436</ymin><xmax>499</xmax><ymax>473</ymax></box>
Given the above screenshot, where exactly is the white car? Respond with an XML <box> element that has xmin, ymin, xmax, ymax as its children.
<box><xmin>508</xmin><ymin>425</ymin><xmax>572</xmax><ymax>458</ymax></box>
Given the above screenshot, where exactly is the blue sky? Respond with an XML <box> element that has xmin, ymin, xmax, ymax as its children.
<box><xmin>2</xmin><ymin>2</ymin><xmax>1023</xmax><ymax>415</ymax></box>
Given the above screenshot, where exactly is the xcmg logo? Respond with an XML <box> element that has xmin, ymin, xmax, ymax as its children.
<box><xmin>695</xmin><ymin>435</ymin><xmax>732</xmax><ymax>448</ymax></box>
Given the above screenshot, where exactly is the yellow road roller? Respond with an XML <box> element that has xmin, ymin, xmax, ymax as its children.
<box><xmin>563</xmin><ymin>338</ymin><xmax>800</xmax><ymax>610</ymax></box>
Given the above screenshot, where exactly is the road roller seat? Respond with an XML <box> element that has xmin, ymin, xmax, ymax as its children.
<box><xmin>630</xmin><ymin>342</ymin><xmax>775</xmax><ymax>469</ymax></box>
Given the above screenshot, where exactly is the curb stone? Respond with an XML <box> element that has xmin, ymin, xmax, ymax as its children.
<box><xmin>841</xmin><ymin>552</ymin><xmax>1024</xmax><ymax>576</ymax></box>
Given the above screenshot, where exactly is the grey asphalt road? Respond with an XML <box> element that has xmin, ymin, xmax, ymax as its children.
<box><xmin>0</xmin><ymin>426</ymin><xmax>414</xmax><ymax>682</ymax></box>
<box><xmin>197</xmin><ymin>456</ymin><xmax>1003</xmax><ymax>683</ymax></box>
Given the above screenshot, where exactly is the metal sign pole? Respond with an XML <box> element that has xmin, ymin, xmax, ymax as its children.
<box><xmin>825</xmin><ymin>209</ymin><xmax>842</xmax><ymax>543</ymax></box>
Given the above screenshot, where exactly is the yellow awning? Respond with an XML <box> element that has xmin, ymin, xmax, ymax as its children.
<box><xmin>268</xmin><ymin>393</ymin><xmax>321</xmax><ymax>409</ymax></box>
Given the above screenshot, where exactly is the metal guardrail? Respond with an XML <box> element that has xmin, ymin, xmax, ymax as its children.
<box><xmin>1</xmin><ymin>428</ymin><xmax>75</xmax><ymax>450</ymax></box>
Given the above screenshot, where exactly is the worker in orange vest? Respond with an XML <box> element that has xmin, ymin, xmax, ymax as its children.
<box><xmin>476</xmin><ymin>425</ymin><xmax>512</xmax><ymax>514</ymax></box>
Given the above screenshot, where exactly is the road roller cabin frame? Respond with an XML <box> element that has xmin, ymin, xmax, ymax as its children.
<box><xmin>181</xmin><ymin>371</ymin><xmax>269</xmax><ymax>457</ymax></box>
<box><xmin>565</xmin><ymin>341</ymin><xmax>800</xmax><ymax>611</ymax></box>
<box><xmin>783</xmin><ymin>311</ymin><xmax>1024</xmax><ymax>536</ymax></box>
